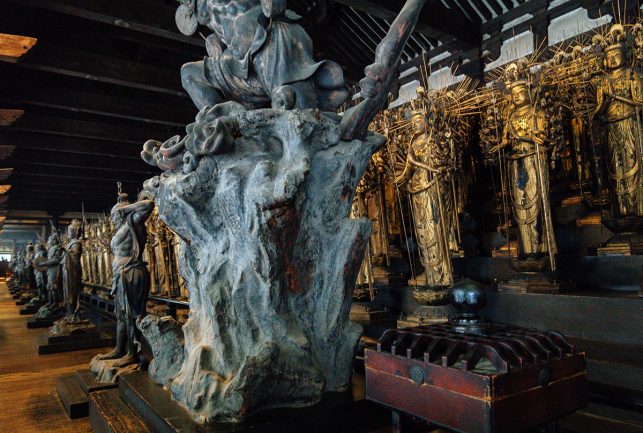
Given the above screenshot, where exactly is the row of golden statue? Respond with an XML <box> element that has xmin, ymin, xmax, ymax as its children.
<box><xmin>82</xmin><ymin>208</ymin><xmax>188</xmax><ymax>299</ymax></box>
<box><xmin>352</xmin><ymin>22</ymin><xmax>642</xmax><ymax>304</ymax></box>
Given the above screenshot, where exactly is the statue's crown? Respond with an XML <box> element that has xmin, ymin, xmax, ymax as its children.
<box><xmin>602</xmin><ymin>24</ymin><xmax>628</xmax><ymax>51</ymax></box>
<box><xmin>410</xmin><ymin>86</ymin><xmax>426</xmax><ymax>116</ymax></box>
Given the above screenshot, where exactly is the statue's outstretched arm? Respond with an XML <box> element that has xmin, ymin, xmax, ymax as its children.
<box><xmin>340</xmin><ymin>0</ymin><xmax>427</xmax><ymax>141</ymax></box>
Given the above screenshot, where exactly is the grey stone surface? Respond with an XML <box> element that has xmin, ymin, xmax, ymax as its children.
<box><xmin>137</xmin><ymin>315</ymin><xmax>184</xmax><ymax>386</ymax></box>
<box><xmin>142</xmin><ymin>107</ymin><xmax>383</xmax><ymax>422</ymax></box>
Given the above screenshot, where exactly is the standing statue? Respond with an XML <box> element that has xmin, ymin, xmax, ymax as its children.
<box><xmin>484</xmin><ymin>62</ymin><xmax>558</xmax><ymax>271</ymax></box>
<box><xmin>25</xmin><ymin>242</ymin><xmax>36</xmax><ymax>292</ymax></box>
<box><xmin>62</xmin><ymin>219</ymin><xmax>83</xmax><ymax>322</ymax></box>
<box><xmin>396</xmin><ymin>101</ymin><xmax>457</xmax><ymax>304</ymax></box>
<box><xmin>34</xmin><ymin>232</ymin><xmax>64</xmax><ymax>320</ymax></box>
<box><xmin>33</xmin><ymin>241</ymin><xmax>47</xmax><ymax>300</ymax></box>
<box><xmin>594</xmin><ymin>24</ymin><xmax>643</xmax><ymax>225</ymax></box>
<box><xmin>91</xmin><ymin>192</ymin><xmax>154</xmax><ymax>383</ymax></box>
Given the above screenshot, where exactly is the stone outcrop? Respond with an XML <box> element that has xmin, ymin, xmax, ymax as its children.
<box><xmin>142</xmin><ymin>107</ymin><xmax>383</xmax><ymax>422</ymax></box>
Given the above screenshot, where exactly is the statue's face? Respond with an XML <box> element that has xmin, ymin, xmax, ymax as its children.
<box><xmin>511</xmin><ymin>85</ymin><xmax>530</xmax><ymax>108</ymax></box>
<box><xmin>411</xmin><ymin>114</ymin><xmax>426</xmax><ymax>134</ymax></box>
<box><xmin>606</xmin><ymin>48</ymin><xmax>625</xmax><ymax>69</ymax></box>
<box><xmin>48</xmin><ymin>234</ymin><xmax>59</xmax><ymax>246</ymax></box>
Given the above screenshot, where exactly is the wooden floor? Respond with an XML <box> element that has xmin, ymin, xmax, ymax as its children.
<box><xmin>0</xmin><ymin>280</ymin><xmax>105</xmax><ymax>433</ymax></box>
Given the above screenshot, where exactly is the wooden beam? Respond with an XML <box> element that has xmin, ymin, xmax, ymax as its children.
<box><xmin>0</xmin><ymin>33</ymin><xmax>37</xmax><ymax>63</ymax></box>
<box><xmin>0</xmin><ymin>145</ymin><xmax>15</xmax><ymax>159</ymax></box>
<box><xmin>7</xmin><ymin>43</ymin><xmax>186</xmax><ymax>97</ymax></box>
<box><xmin>12</xmin><ymin>0</ymin><xmax>203</xmax><ymax>47</ymax></box>
<box><xmin>0</xmin><ymin>132</ymin><xmax>154</xmax><ymax>160</ymax></box>
<box><xmin>8</xmin><ymin>172</ymin><xmax>145</xmax><ymax>187</ymax></box>
<box><xmin>0</xmin><ymin>169</ymin><xmax>13</xmax><ymax>181</ymax></box>
<box><xmin>9</xmin><ymin>163</ymin><xmax>151</xmax><ymax>183</ymax></box>
<box><xmin>9</xmin><ymin>178</ymin><xmax>128</xmax><ymax>193</ymax></box>
<box><xmin>333</xmin><ymin>0</ymin><xmax>480</xmax><ymax>47</ymax></box>
<box><xmin>0</xmin><ymin>109</ymin><xmax>24</xmax><ymax>126</ymax></box>
<box><xmin>1</xmin><ymin>85</ymin><xmax>194</xmax><ymax>127</ymax></box>
<box><xmin>10</xmin><ymin>148</ymin><xmax>154</xmax><ymax>173</ymax></box>
<box><xmin>5</xmin><ymin>113</ymin><xmax>179</xmax><ymax>145</ymax></box>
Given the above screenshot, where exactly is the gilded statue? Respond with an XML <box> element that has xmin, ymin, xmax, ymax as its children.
<box><xmin>396</xmin><ymin>98</ymin><xmax>458</xmax><ymax>304</ymax></box>
<box><xmin>594</xmin><ymin>24</ymin><xmax>643</xmax><ymax>221</ymax></box>
<box><xmin>489</xmin><ymin>70</ymin><xmax>558</xmax><ymax>268</ymax></box>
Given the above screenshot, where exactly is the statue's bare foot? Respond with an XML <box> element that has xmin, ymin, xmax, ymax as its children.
<box><xmin>111</xmin><ymin>354</ymin><xmax>136</xmax><ymax>368</ymax></box>
<box><xmin>95</xmin><ymin>348</ymin><xmax>123</xmax><ymax>360</ymax></box>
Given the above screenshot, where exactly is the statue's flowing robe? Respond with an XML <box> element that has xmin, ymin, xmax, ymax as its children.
<box><xmin>201</xmin><ymin>5</ymin><xmax>346</xmax><ymax>110</ymax></box>
<box><xmin>408</xmin><ymin>137</ymin><xmax>457</xmax><ymax>289</ymax></box>
<box><xmin>596</xmin><ymin>71</ymin><xmax>643</xmax><ymax>217</ymax></box>
<box><xmin>504</xmin><ymin>107</ymin><xmax>557</xmax><ymax>257</ymax></box>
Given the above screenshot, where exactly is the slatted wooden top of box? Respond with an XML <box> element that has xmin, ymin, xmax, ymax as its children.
<box><xmin>365</xmin><ymin>323</ymin><xmax>587</xmax><ymax>433</ymax></box>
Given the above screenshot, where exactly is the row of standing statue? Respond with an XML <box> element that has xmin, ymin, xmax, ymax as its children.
<box><xmin>82</xmin><ymin>206</ymin><xmax>188</xmax><ymax>299</ymax></box>
<box><xmin>353</xmin><ymin>21</ymin><xmax>642</xmax><ymax>306</ymax></box>
<box><xmin>9</xmin><ymin>221</ymin><xmax>84</xmax><ymax>324</ymax></box>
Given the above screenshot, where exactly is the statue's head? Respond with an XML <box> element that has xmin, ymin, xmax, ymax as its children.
<box><xmin>605</xmin><ymin>44</ymin><xmax>627</xmax><ymax>70</ymax></box>
<box><xmin>111</xmin><ymin>193</ymin><xmax>131</xmax><ymax>227</ymax></box>
<box><xmin>36</xmin><ymin>242</ymin><xmax>46</xmax><ymax>252</ymax></box>
<box><xmin>602</xmin><ymin>24</ymin><xmax>629</xmax><ymax>70</ymax></box>
<box><xmin>411</xmin><ymin>110</ymin><xmax>427</xmax><ymax>134</ymax></box>
<box><xmin>26</xmin><ymin>242</ymin><xmax>34</xmax><ymax>253</ymax></box>
<box><xmin>509</xmin><ymin>81</ymin><xmax>530</xmax><ymax>108</ymax></box>
<box><xmin>67</xmin><ymin>219</ymin><xmax>82</xmax><ymax>240</ymax></box>
<box><xmin>48</xmin><ymin>232</ymin><xmax>60</xmax><ymax>246</ymax></box>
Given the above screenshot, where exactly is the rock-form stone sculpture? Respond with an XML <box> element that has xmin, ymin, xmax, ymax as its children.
<box><xmin>91</xmin><ymin>194</ymin><xmax>153</xmax><ymax>383</ymax></box>
<box><xmin>137</xmin><ymin>315</ymin><xmax>184</xmax><ymax>385</ymax></box>
<box><xmin>140</xmin><ymin>0</ymin><xmax>427</xmax><ymax>423</ymax></box>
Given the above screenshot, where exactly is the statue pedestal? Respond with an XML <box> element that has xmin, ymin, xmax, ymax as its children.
<box><xmin>89</xmin><ymin>371</ymin><xmax>382</xmax><ymax>433</ymax></box>
<box><xmin>597</xmin><ymin>232</ymin><xmax>643</xmax><ymax>256</ymax></box>
<box><xmin>497</xmin><ymin>274</ymin><xmax>572</xmax><ymax>294</ymax></box>
<box><xmin>56</xmin><ymin>369</ymin><xmax>117</xmax><ymax>419</ymax></box>
<box><xmin>26</xmin><ymin>316</ymin><xmax>53</xmax><ymax>329</ymax></box>
<box><xmin>397</xmin><ymin>305</ymin><xmax>450</xmax><ymax>328</ymax></box>
<box><xmin>36</xmin><ymin>319</ymin><xmax>114</xmax><ymax>354</ymax></box>
<box><xmin>349</xmin><ymin>303</ymin><xmax>395</xmax><ymax>325</ymax></box>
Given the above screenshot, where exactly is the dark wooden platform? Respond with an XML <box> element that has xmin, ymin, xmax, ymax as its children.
<box><xmin>37</xmin><ymin>332</ymin><xmax>115</xmax><ymax>354</ymax></box>
<box><xmin>56</xmin><ymin>370</ymin><xmax>118</xmax><ymax>419</ymax></box>
<box><xmin>27</xmin><ymin>315</ymin><xmax>53</xmax><ymax>328</ymax></box>
<box><xmin>89</xmin><ymin>371</ymin><xmax>422</xmax><ymax>433</ymax></box>
<box><xmin>19</xmin><ymin>304</ymin><xmax>41</xmax><ymax>315</ymax></box>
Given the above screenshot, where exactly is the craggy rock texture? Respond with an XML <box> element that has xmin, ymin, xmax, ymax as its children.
<box><xmin>137</xmin><ymin>315</ymin><xmax>185</xmax><ymax>386</ymax></box>
<box><xmin>143</xmin><ymin>108</ymin><xmax>383</xmax><ymax>422</ymax></box>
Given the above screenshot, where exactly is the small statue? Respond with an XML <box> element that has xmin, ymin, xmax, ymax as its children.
<box><xmin>91</xmin><ymin>192</ymin><xmax>154</xmax><ymax>382</ymax></box>
<box><xmin>396</xmin><ymin>96</ymin><xmax>458</xmax><ymax>305</ymax></box>
<box><xmin>62</xmin><ymin>219</ymin><xmax>83</xmax><ymax>322</ymax></box>
<box><xmin>594</xmin><ymin>24</ymin><xmax>643</xmax><ymax>222</ymax></box>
